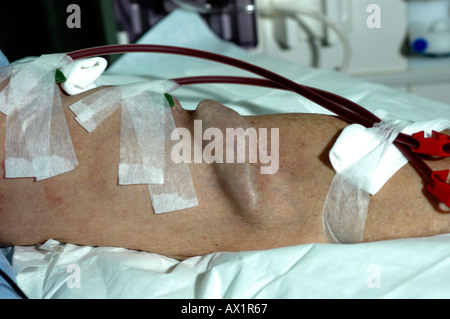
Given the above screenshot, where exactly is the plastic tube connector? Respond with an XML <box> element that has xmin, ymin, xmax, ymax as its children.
<box><xmin>411</xmin><ymin>131</ymin><xmax>450</xmax><ymax>157</ymax></box>
<box><xmin>428</xmin><ymin>170</ymin><xmax>450</xmax><ymax>209</ymax></box>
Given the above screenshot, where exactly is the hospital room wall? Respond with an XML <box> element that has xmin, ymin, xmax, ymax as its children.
<box><xmin>254</xmin><ymin>0</ymin><xmax>450</xmax><ymax>106</ymax></box>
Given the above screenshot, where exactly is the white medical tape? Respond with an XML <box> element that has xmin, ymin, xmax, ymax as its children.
<box><xmin>119</xmin><ymin>82</ymin><xmax>198</xmax><ymax>212</ymax></box>
<box><xmin>69</xmin><ymin>80</ymin><xmax>178</xmax><ymax>185</ymax></box>
<box><xmin>69</xmin><ymin>80</ymin><xmax>179</xmax><ymax>133</ymax></box>
<box><xmin>330</xmin><ymin>110</ymin><xmax>450</xmax><ymax>195</ymax></box>
<box><xmin>148</xmin><ymin>101</ymin><xmax>198</xmax><ymax>214</ymax></box>
<box><xmin>120</xmin><ymin>82</ymin><xmax>198</xmax><ymax>212</ymax></box>
<box><xmin>60</xmin><ymin>57</ymin><xmax>108</xmax><ymax>96</ymax></box>
<box><xmin>0</xmin><ymin>54</ymin><xmax>78</xmax><ymax>179</ymax></box>
<box><xmin>323</xmin><ymin>110</ymin><xmax>450</xmax><ymax>243</ymax></box>
<box><xmin>119</xmin><ymin>89</ymin><xmax>165</xmax><ymax>185</ymax></box>
<box><xmin>67</xmin><ymin>79</ymin><xmax>197</xmax><ymax>213</ymax></box>
<box><xmin>122</xmin><ymin>80</ymin><xmax>180</xmax><ymax>95</ymax></box>
<box><xmin>0</xmin><ymin>55</ymin><xmax>70</xmax><ymax>116</ymax></box>
<box><xmin>322</xmin><ymin>114</ymin><xmax>410</xmax><ymax>243</ymax></box>
<box><xmin>322</xmin><ymin>175</ymin><xmax>371</xmax><ymax>244</ymax></box>
<box><xmin>69</xmin><ymin>86</ymin><xmax>122</xmax><ymax>132</ymax></box>
<box><xmin>38</xmin><ymin>84</ymin><xmax>79</xmax><ymax>180</ymax></box>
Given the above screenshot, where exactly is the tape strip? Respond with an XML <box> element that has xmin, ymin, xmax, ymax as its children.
<box><xmin>69</xmin><ymin>86</ymin><xmax>121</xmax><ymax>133</ymax></box>
<box><xmin>38</xmin><ymin>84</ymin><xmax>79</xmax><ymax>180</ymax></box>
<box><xmin>68</xmin><ymin>79</ymin><xmax>197</xmax><ymax>213</ymax></box>
<box><xmin>119</xmin><ymin>90</ymin><xmax>165</xmax><ymax>185</ymax></box>
<box><xmin>322</xmin><ymin>115</ymin><xmax>409</xmax><ymax>243</ymax></box>
<box><xmin>330</xmin><ymin>111</ymin><xmax>450</xmax><ymax>195</ymax></box>
<box><xmin>1</xmin><ymin>54</ymin><xmax>78</xmax><ymax>179</ymax></box>
<box><xmin>1</xmin><ymin>53</ymin><xmax>197</xmax><ymax>213</ymax></box>
<box><xmin>69</xmin><ymin>80</ymin><xmax>179</xmax><ymax>133</ymax></box>
<box><xmin>148</xmin><ymin>101</ymin><xmax>198</xmax><ymax>214</ymax></box>
<box><xmin>119</xmin><ymin>82</ymin><xmax>198</xmax><ymax>212</ymax></box>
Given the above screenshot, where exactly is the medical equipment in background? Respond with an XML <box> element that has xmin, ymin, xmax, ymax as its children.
<box><xmin>0</xmin><ymin>0</ymin><xmax>408</xmax><ymax>75</ymax></box>
<box><xmin>113</xmin><ymin>0</ymin><xmax>258</xmax><ymax>48</ymax></box>
<box><xmin>408</xmin><ymin>0</ymin><xmax>450</xmax><ymax>56</ymax></box>
<box><xmin>255</xmin><ymin>0</ymin><xmax>409</xmax><ymax>75</ymax></box>
<box><xmin>112</xmin><ymin>0</ymin><xmax>410</xmax><ymax>74</ymax></box>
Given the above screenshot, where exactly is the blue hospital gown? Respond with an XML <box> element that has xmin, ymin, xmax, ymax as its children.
<box><xmin>0</xmin><ymin>249</ymin><xmax>22</xmax><ymax>299</ymax></box>
<box><xmin>0</xmin><ymin>49</ymin><xmax>9</xmax><ymax>67</ymax></box>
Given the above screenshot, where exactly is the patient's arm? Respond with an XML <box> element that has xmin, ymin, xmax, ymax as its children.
<box><xmin>0</xmin><ymin>90</ymin><xmax>449</xmax><ymax>260</ymax></box>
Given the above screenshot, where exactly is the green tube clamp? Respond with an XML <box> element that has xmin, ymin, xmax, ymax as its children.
<box><xmin>55</xmin><ymin>70</ymin><xmax>66</xmax><ymax>84</ymax></box>
<box><xmin>164</xmin><ymin>93</ymin><xmax>175</xmax><ymax>107</ymax></box>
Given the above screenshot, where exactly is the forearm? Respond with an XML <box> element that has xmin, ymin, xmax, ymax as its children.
<box><xmin>0</xmin><ymin>88</ymin><xmax>449</xmax><ymax>259</ymax></box>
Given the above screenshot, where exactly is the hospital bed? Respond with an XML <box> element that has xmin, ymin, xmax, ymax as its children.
<box><xmin>5</xmin><ymin>9</ymin><xmax>450</xmax><ymax>299</ymax></box>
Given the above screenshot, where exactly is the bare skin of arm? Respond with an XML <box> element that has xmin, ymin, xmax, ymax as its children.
<box><xmin>0</xmin><ymin>88</ymin><xmax>449</xmax><ymax>260</ymax></box>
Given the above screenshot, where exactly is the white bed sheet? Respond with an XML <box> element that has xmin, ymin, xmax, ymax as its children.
<box><xmin>12</xmin><ymin>234</ymin><xmax>450</xmax><ymax>299</ymax></box>
<box><xmin>10</xmin><ymin>9</ymin><xmax>450</xmax><ymax>299</ymax></box>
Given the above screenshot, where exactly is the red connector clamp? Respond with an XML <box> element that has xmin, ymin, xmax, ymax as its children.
<box><xmin>427</xmin><ymin>170</ymin><xmax>450</xmax><ymax>208</ymax></box>
<box><xmin>412</xmin><ymin>131</ymin><xmax>450</xmax><ymax>157</ymax></box>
